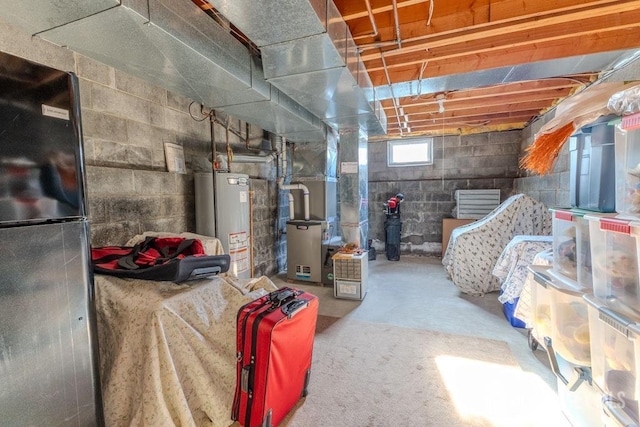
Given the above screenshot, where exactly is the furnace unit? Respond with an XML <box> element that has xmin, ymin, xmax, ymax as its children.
<box><xmin>286</xmin><ymin>220</ymin><xmax>323</xmax><ymax>282</ymax></box>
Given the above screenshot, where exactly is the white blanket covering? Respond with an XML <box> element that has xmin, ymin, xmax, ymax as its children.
<box><xmin>94</xmin><ymin>231</ymin><xmax>278</xmax><ymax>426</ymax></box>
<box><xmin>442</xmin><ymin>194</ymin><xmax>551</xmax><ymax>295</ymax></box>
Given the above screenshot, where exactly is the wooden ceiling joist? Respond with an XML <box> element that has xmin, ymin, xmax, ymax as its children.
<box><xmin>332</xmin><ymin>0</ymin><xmax>640</xmax><ymax>136</ymax></box>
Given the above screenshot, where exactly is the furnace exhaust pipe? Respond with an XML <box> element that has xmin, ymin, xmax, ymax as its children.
<box><xmin>281</xmin><ymin>183</ymin><xmax>310</xmax><ymax>221</ymax></box>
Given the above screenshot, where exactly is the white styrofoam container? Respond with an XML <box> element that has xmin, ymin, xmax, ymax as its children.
<box><xmin>615</xmin><ymin>114</ymin><xmax>640</xmax><ymax>219</ymax></box>
<box><xmin>585</xmin><ymin>294</ymin><xmax>640</xmax><ymax>424</ymax></box>
<box><xmin>586</xmin><ymin>215</ymin><xmax>640</xmax><ymax>315</ymax></box>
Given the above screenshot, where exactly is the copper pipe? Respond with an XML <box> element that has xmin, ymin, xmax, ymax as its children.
<box><xmin>391</xmin><ymin>0</ymin><xmax>402</xmax><ymax>49</ymax></box>
<box><xmin>249</xmin><ymin>189</ymin><xmax>254</xmax><ymax>278</ymax></box>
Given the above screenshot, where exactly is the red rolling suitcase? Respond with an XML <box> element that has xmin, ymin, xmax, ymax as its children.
<box><xmin>232</xmin><ymin>287</ymin><xmax>318</xmax><ymax>427</ymax></box>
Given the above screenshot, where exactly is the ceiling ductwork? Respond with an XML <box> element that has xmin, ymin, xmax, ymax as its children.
<box><xmin>0</xmin><ymin>0</ymin><xmax>326</xmax><ymax>142</ymax></box>
<box><xmin>205</xmin><ymin>0</ymin><xmax>387</xmax><ymax>136</ymax></box>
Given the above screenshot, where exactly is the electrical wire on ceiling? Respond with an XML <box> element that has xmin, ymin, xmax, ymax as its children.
<box><xmin>381</xmin><ymin>51</ymin><xmax>405</xmax><ymax>136</ymax></box>
<box><xmin>412</xmin><ymin>60</ymin><xmax>429</xmax><ymax>100</ymax></box>
<box><xmin>426</xmin><ymin>0</ymin><xmax>434</xmax><ymax>27</ymax></box>
<box><xmin>440</xmin><ymin>90</ymin><xmax>445</xmax><ymax>190</ymax></box>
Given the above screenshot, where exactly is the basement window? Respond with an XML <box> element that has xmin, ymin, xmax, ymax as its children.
<box><xmin>387</xmin><ymin>138</ymin><xmax>433</xmax><ymax>167</ymax></box>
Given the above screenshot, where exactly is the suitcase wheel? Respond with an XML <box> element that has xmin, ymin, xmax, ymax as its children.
<box><xmin>301</xmin><ymin>368</ymin><xmax>311</xmax><ymax>397</ymax></box>
<box><xmin>261</xmin><ymin>409</ymin><xmax>272</xmax><ymax>427</ymax></box>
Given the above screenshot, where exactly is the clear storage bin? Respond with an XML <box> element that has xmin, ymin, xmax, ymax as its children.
<box><xmin>550</xmin><ymin>208</ymin><xmax>593</xmax><ymax>283</ymax></box>
<box><xmin>615</xmin><ymin>113</ymin><xmax>640</xmax><ymax>218</ymax></box>
<box><xmin>530</xmin><ymin>265</ymin><xmax>554</xmax><ymax>346</ymax></box>
<box><xmin>547</xmin><ymin>270</ymin><xmax>591</xmax><ymax>366</ymax></box>
<box><xmin>531</xmin><ymin>267</ymin><xmax>591</xmax><ymax>365</ymax></box>
<box><xmin>586</xmin><ymin>215</ymin><xmax>640</xmax><ymax>315</ymax></box>
<box><xmin>585</xmin><ymin>294</ymin><xmax>640</xmax><ymax>424</ymax></box>
<box><xmin>551</xmin><ymin>209</ymin><xmax>578</xmax><ymax>280</ymax></box>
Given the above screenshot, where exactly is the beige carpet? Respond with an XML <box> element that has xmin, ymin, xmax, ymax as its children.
<box><xmin>281</xmin><ymin>315</ymin><xmax>567</xmax><ymax>427</ymax></box>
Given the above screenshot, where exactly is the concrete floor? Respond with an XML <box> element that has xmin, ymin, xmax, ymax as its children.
<box><xmin>271</xmin><ymin>255</ymin><xmax>604</xmax><ymax>426</ymax></box>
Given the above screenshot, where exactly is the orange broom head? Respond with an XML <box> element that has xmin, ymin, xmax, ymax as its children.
<box><xmin>520</xmin><ymin>122</ymin><xmax>576</xmax><ymax>175</ymax></box>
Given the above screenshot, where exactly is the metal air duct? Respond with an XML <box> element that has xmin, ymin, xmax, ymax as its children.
<box><xmin>0</xmin><ymin>0</ymin><xmax>325</xmax><ymax>142</ymax></box>
<box><xmin>205</xmin><ymin>0</ymin><xmax>387</xmax><ymax>136</ymax></box>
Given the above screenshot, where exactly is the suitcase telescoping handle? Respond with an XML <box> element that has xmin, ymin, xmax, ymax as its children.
<box><xmin>268</xmin><ymin>288</ymin><xmax>301</xmax><ymax>310</ymax></box>
<box><xmin>281</xmin><ymin>299</ymin><xmax>309</xmax><ymax>318</ymax></box>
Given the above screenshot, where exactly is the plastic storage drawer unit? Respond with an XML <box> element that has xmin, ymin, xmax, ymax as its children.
<box><xmin>584</xmin><ymin>294</ymin><xmax>640</xmax><ymax>425</ymax></box>
<box><xmin>530</xmin><ymin>265</ymin><xmax>554</xmax><ymax>349</ymax></box>
<box><xmin>615</xmin><ymin>113</ymin><xmax>640</xmax><ymax>218</ymax></box>
<box><xmin>550</xmin><ymin>208</ymin><xmax>594</xmax><ymax>283</ymax></box>
<box><xmin>543</xmin><ymin>270</ymin><xmax>592</xmax><ymax>366</ymax></box>
<box><xmin>551</xmin><ymin>209</ymin><xmax>611</xmax><ymax>288</ymax></box>
<box><xmin>587</xmin><ymin>216</ymin><xmax>640</xmax><ymax>315</ymax></box>
<box><xmin>555</xmin><ymin>351</ymin><xmax>603</xmax><ymax>427</ymax></box>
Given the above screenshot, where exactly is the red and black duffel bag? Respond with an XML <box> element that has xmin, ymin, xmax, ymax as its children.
<box><xmin>91</xmin><ymin>236</ymin><xmax>230</xmax><ymax>283</ymax></box>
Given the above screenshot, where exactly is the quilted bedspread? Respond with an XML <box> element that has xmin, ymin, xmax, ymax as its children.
<box><xmin>442</xmin><ymin>194</ymin><xmax>551</xmax><ymax>296</ymax></box>
<box><xmin>494</xmin><ymin>235</ymin><xmax>554</xmax><ymax>305</ymax></box>
<box><xmin>94</xmin><ymin>231</ymin><xmax>278</xmax><ymax>427</ymax></box>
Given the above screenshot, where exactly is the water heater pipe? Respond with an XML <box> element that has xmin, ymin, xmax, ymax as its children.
<box><xmin>287</xmin><ymin>192</ymin><xmax>295</xmax><ymax>220</ymax></box>
<box><xmin>281</xmin><ymin>183</ymin><xmax>310</xmax><ymax>220</ymax></box>
<box><xmin>216</xmin><ymin>153</ymin><xmax>276</xmax><ymax>163</ymax></box>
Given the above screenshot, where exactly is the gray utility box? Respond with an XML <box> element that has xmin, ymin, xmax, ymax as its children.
<box><xmin>287</xmin><ymin>220</ymin><xmax>322</xmax><ymax>283</ymax></box>
<box><xmin>333</xmin><ymin>252</ymin><xmax>368</xmax><ymax>300</ymax></box>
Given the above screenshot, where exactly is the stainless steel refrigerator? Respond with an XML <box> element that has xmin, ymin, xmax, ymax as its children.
<box><xmin>0</xmin><ymin>52</ymin><xmax>103</xmax><ymax>425</ymax></box>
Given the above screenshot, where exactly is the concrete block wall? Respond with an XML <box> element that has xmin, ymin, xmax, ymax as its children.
<box><xmin>368</xmin><ymin>130</ymin><xmax>521</xmax><ymax>255</ymax></box>
<box><xmin>250</xmin><ymin>178</ymin><xmax>283</xmax><ymax>278</ymax></box>
<box><xmin>78</xmin><ymin>56</ymin><xmax>212</xmax><ymax>246</ymax></box>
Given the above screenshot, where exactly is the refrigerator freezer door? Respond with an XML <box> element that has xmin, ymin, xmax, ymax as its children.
<box><xmin>0</xmin><ymin>221</ymin><xmax>102</xmax><ymax>425</ymax></box>
<box><xmin>0</xmin><ymin>52</ymin><xmax>87</xmax><ymax>225</ymax></box>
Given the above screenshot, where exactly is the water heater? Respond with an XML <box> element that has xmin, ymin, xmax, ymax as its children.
<box><xmin>195</xmin><ymin>172</ymin><xmax>251</xmax><ymax>278</ymax></box>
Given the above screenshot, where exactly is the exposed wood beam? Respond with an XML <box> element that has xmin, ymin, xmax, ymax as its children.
<box><xmin>359</xmin><ymin>0</ymin><xmax>640</xmax><ymax>62</ymax></box>
<box><xmin>366</xmin><ymin>29</ymin><xmax>640</xmax><ymax>85</ymax></box>
<box><xmin>337</xmin><ymin>0</ymin><xmax>433</xmax><ymax>21</ymax></box>
<box><xmin>367</xmin><ymin>19</ymin><xmax>640</xmax><ymax>72</ymax></box>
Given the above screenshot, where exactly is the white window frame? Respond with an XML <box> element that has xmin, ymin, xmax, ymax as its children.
<box><xmin>387</xmin><ymin>138</ymin><xmax>433</xmax><ymax>167</ymax></box>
